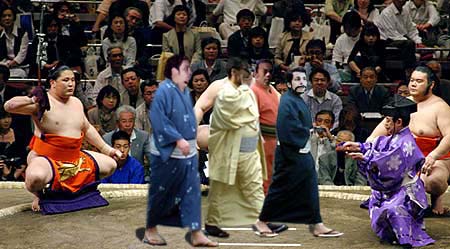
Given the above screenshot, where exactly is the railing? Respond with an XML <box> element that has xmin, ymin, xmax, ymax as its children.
<box><xmin>8</xmin><ymin>78</ymin><xmax>96</xmax><ymax>83</ymax></box>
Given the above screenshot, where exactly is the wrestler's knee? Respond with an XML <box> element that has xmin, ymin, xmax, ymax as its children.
<box><xmin>25</xmin><ymin>158</ymin><xmax>52</xmax><ymax>192</ymax></box>
<box><xmin>422</xmin><ymin>174</ymin><xmax>448</xmax><ymax>196</ymax></box>
<box><xmin>87</xmin><ymin>151</ymin><xmax>117</xmax><ymax>178</ymax></box>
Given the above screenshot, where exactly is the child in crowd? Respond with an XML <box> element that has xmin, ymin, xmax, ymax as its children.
<box><xmin>340</xmin><ymin>96</ymin><xmax>435</xmax><ymax>247</ymax></box>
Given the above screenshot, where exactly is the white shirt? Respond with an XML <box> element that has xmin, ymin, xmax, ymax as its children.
<box><xmin>212</xmin><ymin>0</ymin><xmax>266</xmax><ymax>25</ymax></box>
<box><xmin>102</xmin><ymin>36</ymin><xmax>137</xmax><ymax>67</ymax></box>
<box><xmin>403</xmin><ymin>1</ymin><xmax>440</xmax><ymax>27</ymax></box>
<box><xmin>150</xmin><ymin>0</ymin><xmax>197</xmax><ymax>27</ymax></box>
<box><xmin>374</xmin><ymin>3</ymin><xmax>422</xmax><ymax>44</ymax></box>
<box><xmin>332</xmin><ymin>33</ymin><xmax>359</xmax><ymax>65</ymax></box>
<box><xmin>0</xmin><ymin>26</ymin><xmax>29</xmax><ymax>65</ymax></box>
<box><xmin>93</xmin><ymin>66</ymin><xmax>126</xmax><ymax>100</ymax></box>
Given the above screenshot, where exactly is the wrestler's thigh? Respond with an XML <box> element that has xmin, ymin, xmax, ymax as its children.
<box><xmin>25</xmin><ymin>156</ymin><xmax>53</xmax><ymax>187</ymax></box>
<box><xmin>84</xmin><ymin>150</ymin><xmax>116</xmax><ymax>179</ymax></box>
<box><xmin>422</xmin><ymin>159</ymin><xmax>450</xmax><ymax>187</ymax></box>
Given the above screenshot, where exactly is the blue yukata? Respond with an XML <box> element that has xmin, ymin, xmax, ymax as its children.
<box><xmin>259</xmin><ymin>90</ymin><xmax>322</xmax><ymax>224</ymax></box>
<box><xmin>101</xmin><ymin>156</ymin><xmax>144</xmax><ymax>184</ymax></box>
<box><xmin>358</xmin><ymin>127</ymin><xmax>434</xmax><ymax>247</ymax></box>
<box><xmin>147</xmin><ymin>79</ymin><xmax>201</xmax><ymax>231</ymax></box>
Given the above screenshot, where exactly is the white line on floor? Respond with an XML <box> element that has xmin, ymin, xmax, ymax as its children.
<box><xmin>218</xmin><ymin>243</ymin><xmax>302</xmax><ymax>247</ymax></box>
<box><xmin>219</xmin><ymin>228</ymin><xmax>298</xmax><ymax>231</ymax></box>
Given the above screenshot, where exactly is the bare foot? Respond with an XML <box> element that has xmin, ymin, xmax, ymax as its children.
<box><xmin>31</xmin><ymin>197</ymin><xmax>40</xmax><ymax>212</ymax></box>
<box><xmin>143</xmin><ymin>227</ymin><xmax>167</xmax><ymax>246</ymax></box>
<box><xmin>432</xmin><ymin>194</ymin><xmax>446</xmax><ymax>214</ymax></box>
<box><xmin>309</xmin><ymin>223</ymin><xmax>343</xmax><ymax>237</ymax></box>
<box><xmin>187</xmin><ymin>230</ymin><xmax>218</xmax><ymax>247</ymax></box>
<box><xmin>252</xmin><ymin>220</ymin><xmax>278</xmax><ymax>237</ymax></box>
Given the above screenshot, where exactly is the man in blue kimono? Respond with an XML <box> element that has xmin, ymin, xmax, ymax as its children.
<box><xmin>143</xmin><ymin>55</ymin><xmax>218</xmax><ymax>247</ymax></box>
<box><xmin>342</xmin><ymin>96</ymin><xmax>435</xmax><ymax>247</ymax></box>
<box><xmin>256</xmin><ymin>67</ymin><xmax>343</xmax><ymax>237</ymax></box>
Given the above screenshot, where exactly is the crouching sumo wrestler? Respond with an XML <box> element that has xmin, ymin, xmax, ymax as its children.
<box><xmin>4</xmin><ymin>66</ymin><xmax>121</xmax><ymax>214</ymax></box>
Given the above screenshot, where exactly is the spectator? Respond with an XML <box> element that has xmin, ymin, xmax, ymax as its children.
<box><xmin>404</xmin><ymin>0</ymin><xmax>440</xmax><ymax>43</ymax></box>
<box><xmin>332</xmin><ymin>104</ymin><xmax>370</xmax><ymax>142</ymax></box>
<box><xmin>347</xmin><ymin>67</ymin><xmax>391</xmax><ymax>113</ymax></box>
<box><xmin>0</xmin><ymin>6</ymin><xmax>29</xmax><ymax>78</ymax></box>
<box><xmin>302</xmin><ymin>39</ymin><xmax>342</xmax><ymax>93</ymax></box>
<box><xmin>310</xmin><ymin>110</ymin><xmax>337</xmax><ymax>172</ymax></box>
<box><xmin>135</xmin><ymin>79</ymin><xmax>158</xmax><ymax>134</ymax></box>
<box><xmin>332</xmin><ymin>11</ymin><xmax>362</xmax><ymax>68</ymax></box>
<box><xmin>273</xmin><ymin>70</ymin><xmax>288</xmax><ymax>95</ymax></box>
<box><xmin>396</xmin><ymin>81</ymin><xmax>410</xmax><ymax>97</ymax></box>
<box><xmin>120</xmin><ymin>67</ymin><xmax>144</xmax><ymax>108</ymax></box>
<box><xmin>247</xmin><ymin>27</ymin><xmax>273</xmax><ymax>70</ymax></box>
<box><xmin>53</xmin><ymin>2</ymin><xmax>87</xmax><ymax>50</ymax></box>
<box><xmin>93</xmin><ymin>46</ymin><xmax>126</xmax><ymax>100</ymax></box>
<box><xmin>427</xmin><ymin>60</ymin><xmax>450</xmax><ymax>105</ymax></box>
<box><xmin>102</xmin><ymin>14</ymin><xmax>137</xmax><ymax>67</ymax></box>
<box><xmin>302</xmin><ymin>68</ymin><xmax>343</xmax><ymax>129</ymax></box>
<box><xmin>325</xmin><ymin>0</ymin><xmax>354</xmax><ymax>44</ymax></box>
<box><xmin>227</xmin><ymin>9</ymin><xmax>255</xmax><ymax>59</ymax></box>
<box><xmin>0</xmin><ymin>108</ymin><xmax>26</xmax><ymax>181</ymax></box>
<box><xmin>191</xmin><ymin>37</ymin><xmax>227</xmax><ymax>82</ymax></box>
<box><xmin>103</xmin><ymin>105</ymin><xmax>152</xmax><ymax>170</ymax></box>
<box><xmin>162</xmin><ymin>5</ymin><xmax>201</xmax><ymax>64</ymax></box>
<box><xmin>375</xmin><ymin>0</ymin><xmax>423</xmax><ymax>74</ymax></box>
<box><xmin>212</xmin><ymin>0</ymin><xmax>266</xmax><ymax>40</ymax></box>
<box><xmin>101</xmin><ymin>130</ymin><xmax>144</xmax><ymax>184</ymax></box>
<box><xmin>318</xmin><ymin>130</ymin><xmax>366</xmax><ymax>185</ymax></box>
<box><xmin>87</xmin><ymin>85</ymin><xmax>121</xmax><ymax>135</ymax></box>
<box><xmin>0</xmin><ymin>64</ymin><xmax>9</xmax><ymax>105</ymax></box>
<box><xmin>348</xmin><ymin>22</ymin><xmax>386</xmax><ymax>81</ymax></box>
<box><xmin>149</xmin><ymin>0</ymin><xmax>205</xmax><ymax>44</ymax></box>
<box><xmin>275</xmin><ymin>11</ymin><xmax>313</xmax><ymax>72</ymax></box>
<box><xmin>353</xmin><ymin>0</ymin><xmax>379</xmax><ymax>23</ymax></box>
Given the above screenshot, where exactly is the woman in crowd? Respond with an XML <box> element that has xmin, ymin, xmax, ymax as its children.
<box><xmin>275</xmin><ymin>11</ymin><xmax>313</xmax><ymax>72</ymax></box>
<box><xmin>190</xmin><ymin>37</ymin><xmax>227</xmax><ymax>82</ymax></box>
<box><xmin>353</xmin><ymin>0</ymin><xmax>379</xmax><ymax>23</ymax></box>
<box><xmin>102</xmin><ymin>14</ymin><xmax>137</xmax><ymax>67</ymax></box>
<box><xmin>0</xmin><ymin>7</ymin><xmax>29</xmax><ymax>78</ymax></box>
<box><xmin>162</xmin><ymin>5</ymin><xmax>201</xmax><ymax>64</ymax></box>
<box><xmin>87</xmin><ymin>85</ymin><xmax>121</xmax><ymax>135</ymax></box>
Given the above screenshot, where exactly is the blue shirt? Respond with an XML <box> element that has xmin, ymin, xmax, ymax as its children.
<box><xmin>101</xmin><ymin>156</ymin><xmax>144</xmax><ymax>184</ymax></box>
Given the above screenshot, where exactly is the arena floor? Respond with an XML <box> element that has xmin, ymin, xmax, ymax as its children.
<box><xmin>0</xmin><ymin>185</ymin><xmax>449</xmax><ymax>249</ymax></box>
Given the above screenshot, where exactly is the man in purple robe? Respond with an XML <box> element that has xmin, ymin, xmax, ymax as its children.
<box><xmin>341</xmin><ymin>95</ymin><xmax>435</xmax><ymax>247</ymax></box>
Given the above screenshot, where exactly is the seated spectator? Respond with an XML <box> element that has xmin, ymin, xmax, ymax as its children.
<box><xmin>302</xmin><ymin>68</ymin><xmax>343</xmax><ymax>129</ymax></box>
<box><xmin>396</xmin><ymin>81</ymin><xmax>410</xmax><ymax>97</ymax></box>
<box><xmin>53</xmin><ymin>2</ymin><xmax>87</xmax><ymax>50</ymax></box>
<box><xmin>0</xmin><ymin>64</ymin><xmax>9</xmax><ymax>105</ymax></box>
<box><xmin>375</xmin><ymin>0</ymin><xmax>423</xmax><ymax>74</ymax></box>
<box><xmin>189</xmin><ymin>69</ymin><xmax>212</xmax><ymax>125</ymax></box>
<box><xmin>212</xmin><ymin>0</ymin><xmax>266</xmax><ymax>40</ymax></box>
<box><xmin>149</xmin><ymin>0</ymin><xmax>205</xmax><ymax>44</ymax></box>
<box><xmin>94</xmin><ymin>46</ymin><xmax>126</xmax><ymax>100</ymax></box>
<box><xmin>247</xmin><ymin>27</ymin><xmax>273</xmax><ymax>70</ymax></box>
<box><xmin>135</xmin><ymin>79</ymin><xmax>158</xmax><ymax>134</ymax></box>
<box><xmin>332</xmin><ymin>104</ymin><xmax>370</xmax><ymax>142</ymax></box>
<box><xmin>0</xmin><ymin>107</ymin><xmax>26</xmax><ymax>181</ymax></box>
<box><xmin>318</xmin><ymin>130</ymin><xmax>366</xmax><ymax>185</ymax></box>
<box><xmin>0</xmin><ymin>7</ymin><xmax>29</xmax><ymax>78</ymax></box>
<box><xmin>162</xmin><ymin>5</ymin><xmax>201</xmax><ymax>64</ymax></box>
<box><xmin>87</xmin><ymin>85</ymin><xmax>121</xmax><ymax>135</ymax></box>
<box><xmin>274</xmin><ymin>11</ymin><xmax>313</xmax><ymax>72</ymax></box>
<box><xmin>227</xmin><ymin>9</ymin><xmax>255</xmax><ymax>59</ymax></box>
<box><xmin>348</xmin><ymin>22</ymin><xmax>386</xmax><ymax>81</ymax></box>
<box><xmin>302</xmin><ymin>39</ymin><xmax>342</xmax><ymax>93</ymax></box>
<box><xmin>347</xmin><ymin>67</ymin><xmax>392</xmax><ymax>113</ymax></box>
<box><xmin>103</xmin><ymin>105</ymin><xmax>152</xmax><ymax>170</ymax></box>
<box><xmin>93</xmin><ymin>0</ymin><xmax>150</xmax><ymax>33</ymax></box>
<box><xmin>352</xmin><ymin>0</ymin><xmax>379</xmax><ymax>23</ymax></box>
<box><xmin>310</xmin><ymin>110</ymin><xmax>337</xmax><ymax>171</ymax></box>
<box><xmin>325</xmin><ymin>0</ymin><xmax>354</xmax><ymax>44</ymax></box>
<box><xmin>120</xmin><ymin>67</ymin><xmax>144</xmax><ymax>108</ymax></box>
<box><xmin>404</xmin><ymin>0</ymin><xmax>440</xmax><ymax>44</ymax></box>
<box><xmin>31</xmin><ymin>15</ymin><xmax>83</xmax><ymax>78</ymax></box>
<box><xmin>101</xmin><ymin>130</ymin><xmax>144</xmax><ymax>184</ymax></box>
<box><xmin>102</xmin><ymin>14</ymin><xmax>137</xmax><ymax>67</ymax></box>
<box><xmin>273</xmin><ymin>71</ymin><xmax>288</xmax><ymax>95</ymax></box>
<box><xmin>191</xmin><ymin>37</ymin><xmax>227</xmax><ymax>82</ymax></box>
<box><xmin>332</xmin><ymin>11</ymin><xmax>362</xmax><ymax>68</ymax></box>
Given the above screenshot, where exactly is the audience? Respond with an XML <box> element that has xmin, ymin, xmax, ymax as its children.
<box><xmin>396</xmin><ymin>81</ymin><xmax>410</xmax><ymax>97</ymax></box>
<box><xmin>101</xmin><ymin>130</ymin><xmax>144</xmax><ymax>184</ymax></box>
<box><xmin>120</xmin><ymin>67</ymin><xmax>144</xmax><ymax>108</ymax></box>
<box><xmin>135</xmin><ymin>80</ymin><xmax>158</xmax><ymax>134</ymax></box>
<box><xmin>353</xmin><ymin>0</ymin><xmax>379</xmax><ymax>23</ymax></box>
<box><xmin>247</xmin><ymin>26</ymin><xmax>273</xmax><ymax>70</ymax></box>
<box><xmin>191</xmin><ymin>37</ymin><xmax>227</xmax><ymax>82</ymax></box>
<box><xmin>302</xmin><ymin>68</ymin><xmax>343</xmax><ymax>129</ymax></box>
<box><xmin>227</xmin><ymin>9</ymin><xmax>255</xmax><ymax>59</ymax></box>
<box><xmin>102</xmin><ymin>14</ymin><xmax>137</xmax><ymax>67</ymax></box>
<box><xmin>94</xmin><ymin>46</ymin><xmax>126</xmax><ymax>100</ymax></box>
<box><xmin>162</xmin><ymin>5</ymin><xmax>201</xmax><ymax>64</ymax></box>
<box><xmin>332</xmin><ymin>104</ymin><xmax>370</xmax><ymax>143</ymax></box>
<box><xmin>325</xmin><ymin>0</ymin><xmax>354</xmax><ymax>44</ymax></box>
<box><xmin>318</xmin><ymin>130</ymin><xmax>366</xmax><ymax>186</ymax></box>
<box><xmin>332</xmin><ymin>11</ymin><xmax>362</xmax><ymax>68</ymax></box>
<box><xmin>53</xmin><ymin>2</ymin><xmax>87</xmax><ymax>51</ymax></box>
<box><xmin>404</xmin><ymin>0</ymin><xmax>440</xmax><ymax>43</ymax></box>
<box><xmin>347</xmin><ymin>67</ymin><xmax>391</xmax><ymax>113</ymax></box>
<box><xmin>87</xmin><ymin>85</ymin><xmax>121</xmax><ymax>135</ymax></box>
<box><xmin>310</xmin><ymin>110</ymin><xmax>337</xmax><ymax>172</ymax></box>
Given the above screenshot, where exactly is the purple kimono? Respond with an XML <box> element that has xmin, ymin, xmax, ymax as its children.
<box><xmin>359</xmin><ymin>127</ymin><xmax>434</xmax><ymax>247</ymax></box>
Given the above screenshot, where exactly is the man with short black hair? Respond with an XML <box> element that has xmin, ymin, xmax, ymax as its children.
<box><xmin>227</xmin><ymin>9</ymin><xmax>257</xmax><ymax>59</ymax></box>
<box><xmin>120</xmin><ymin>67</ymin><xmax>144</xmax><ymax>108</ymax></box>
